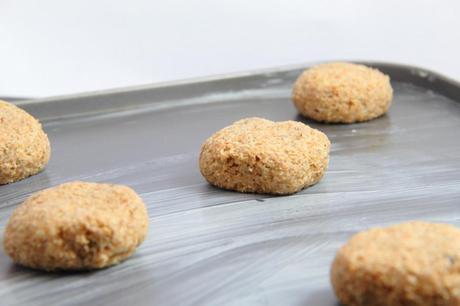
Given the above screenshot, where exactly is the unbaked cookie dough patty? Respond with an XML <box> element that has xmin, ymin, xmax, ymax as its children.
<box><xmin>293</xmin><ymin>62</ymin><xmax>393</xmax><ymax>123</ymax></box>
<box><xmin>3</xmin><ymin>181</ymin><xmax>149</xmax><ymax>271</ymax></box>
<box><xmin>0</xmin><ymin>100</ymin><xmax>51</xmax><ymax>184</ymax></box>
<box><xmin>199</xmin><ymin>117</ymin><xmax>330</xmax><ymax>195</ymax></box>
<box><xmin>331</xmin><ymin>221</ymin><xmax>460</xmax><ymax>306</ymax></box>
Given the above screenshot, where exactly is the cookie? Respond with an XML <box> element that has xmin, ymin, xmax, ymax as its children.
<box><xmin>199</xmin><ymin>117</ymin><xmax>330</xmax><ymax>195</ymax></box>
<box><xmin>331</xmin><ymin>221</ymin><xmax>460</xmax><ymax>306</ymax></box>
<box><xmin>0</xmin><ymin>100</ymin><xmax>51</xmax><ymax>184</ymax></box>
<box><xmin>3</xmin><ymin>181</ymin><xmax>149</xmax><ymax>271</ymax></box>
<box><xmin>292</xmin><ymin>62</ymin><xmax>393</xmax><ymax>123</ymax></box>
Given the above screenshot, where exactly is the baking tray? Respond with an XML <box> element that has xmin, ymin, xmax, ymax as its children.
<box><xmin>0</xmin><ymin>62</ymin><xmax>459</xmax><ymax>306</ymax></box>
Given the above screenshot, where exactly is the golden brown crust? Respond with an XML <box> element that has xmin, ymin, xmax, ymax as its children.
<box><xmin>3</xmin><ymin>181</ymin><xmax>149</xmax><ymax>271</ymax></box>
<box><xmin>199</xmin><ymin>117</ymin><xmax>330</xmax><ymax>195</ymax></box>
<box><xmin>331</xmin><ymin>221</ymin><xmax>460</xmax><ymax>306</ymax></box>
<box><xmin>0</xmin><ymin>100</ymin><xmax>51</xmax><ymax>184</ymax></box>
<box><xmin>293</xmin><ymin>62</ymin><xmax>393</xmax><ymax>123</ymax></box>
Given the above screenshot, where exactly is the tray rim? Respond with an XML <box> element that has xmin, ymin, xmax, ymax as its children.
<box><xmin>15</xmin><ymin>61</ymin><xmax>460</xmax><ymax>107</ymax></box>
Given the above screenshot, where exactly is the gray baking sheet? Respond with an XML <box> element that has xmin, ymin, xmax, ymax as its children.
<box><xmin>0</xmin><ymin>62</ymin><xmax>459</xmax><ymax>306</ymax></box>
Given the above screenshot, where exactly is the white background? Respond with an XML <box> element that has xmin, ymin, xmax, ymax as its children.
<box><xmin>1</xmin><ymin>0</ymin><xmax>459</xmax><ymax>98</ymax></box>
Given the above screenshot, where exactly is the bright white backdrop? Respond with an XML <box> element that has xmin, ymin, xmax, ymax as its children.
<box><xmin>1</xmin><ymin>0</ymin><xmax>459</xmax><ymax>97</ymax></box>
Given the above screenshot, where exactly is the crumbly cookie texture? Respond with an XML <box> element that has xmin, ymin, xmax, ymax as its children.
<box><xmin>331</xmin><ymin>221</ymin><xmax>460</xmax><ymax>306</ymax></box>
<box><xmin>293</xmin><ymin>62</ymin><xmax>393</xmax><ymax>123</ymax></box>
<box><xmin>0</xmin><ymin>100</ymin><xmax>51</xmax><ymax>184</ymax></box>
<box><xmin>3</xmin><ymin>181</ymin><xmax>149</xmax><ymax>271</ymax></box>
<box><xmin>199</xmin><ymin>117</ymin><xmax>330</xmax><ymax>195</ymax></box>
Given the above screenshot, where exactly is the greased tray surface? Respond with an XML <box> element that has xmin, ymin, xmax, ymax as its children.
<box><xmin>0</xmin><ymin>63</ymin><xmax>459</xmax><ymax>306</ymax></box>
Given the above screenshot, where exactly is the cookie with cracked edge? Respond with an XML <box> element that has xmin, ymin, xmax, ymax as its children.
<box><xmin>199</xmin><ymin>117</ymin><xmax>330</xmax><ymax>195</ymax></box>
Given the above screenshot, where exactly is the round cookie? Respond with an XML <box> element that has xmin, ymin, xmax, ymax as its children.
<box><xmin>331</xmin><ymin>221</ymin><xmax>460</xmax><ymax>306</ymax></box>
<box><xmin>0</xmin><ymin>100</ymin><xmax>51</xmax><ymax>184</ymax></box>
<box><xmin>199</xmin><ymin>117</ymin><xmax>330</xmax><ymax>195</ymax></box>
<box><xmin>3</xmin><ymin>181</ymin><xmax>149</xmax><ymax>271</ymax></box>
<box><xmin>292</xmin><ymin>62</ymin><xmax>393</xmax><ymax>123</ymax></box>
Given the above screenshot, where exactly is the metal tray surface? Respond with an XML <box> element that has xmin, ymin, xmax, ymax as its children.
<box><xmin>0</xmin><ymin>63</ymin><xmax>460</xmax><ymax>306</ymax></box>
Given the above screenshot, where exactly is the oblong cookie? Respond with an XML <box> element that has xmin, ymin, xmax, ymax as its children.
<box><xmin>3</xmin><ymin>181</ymin><xmax>149</xmax><ymax>271</ymax></box>
<box><xmin>199</xmin><ymin>117</ymin><xmax>330</xmax><ymax>195</ymax></box>
<box><xmin>0</xmin><ymin>100</ymin><xmax>51</xmax><ymax>184</ymax></box>
<box><xmin>331</xmin><ymin>221</ymin><xmax>460</xmax><ymax>306</ymax></box>
<box><xmin>293</xmin><ymin>62</ymin><xmax>393</xmax><ymax>123</ymax></box>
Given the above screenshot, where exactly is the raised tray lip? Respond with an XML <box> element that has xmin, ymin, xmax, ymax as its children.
<box><xmin>16</xmin><ymin>61</ymin><xmax>460</xmax><ymax>106</ymax></box>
